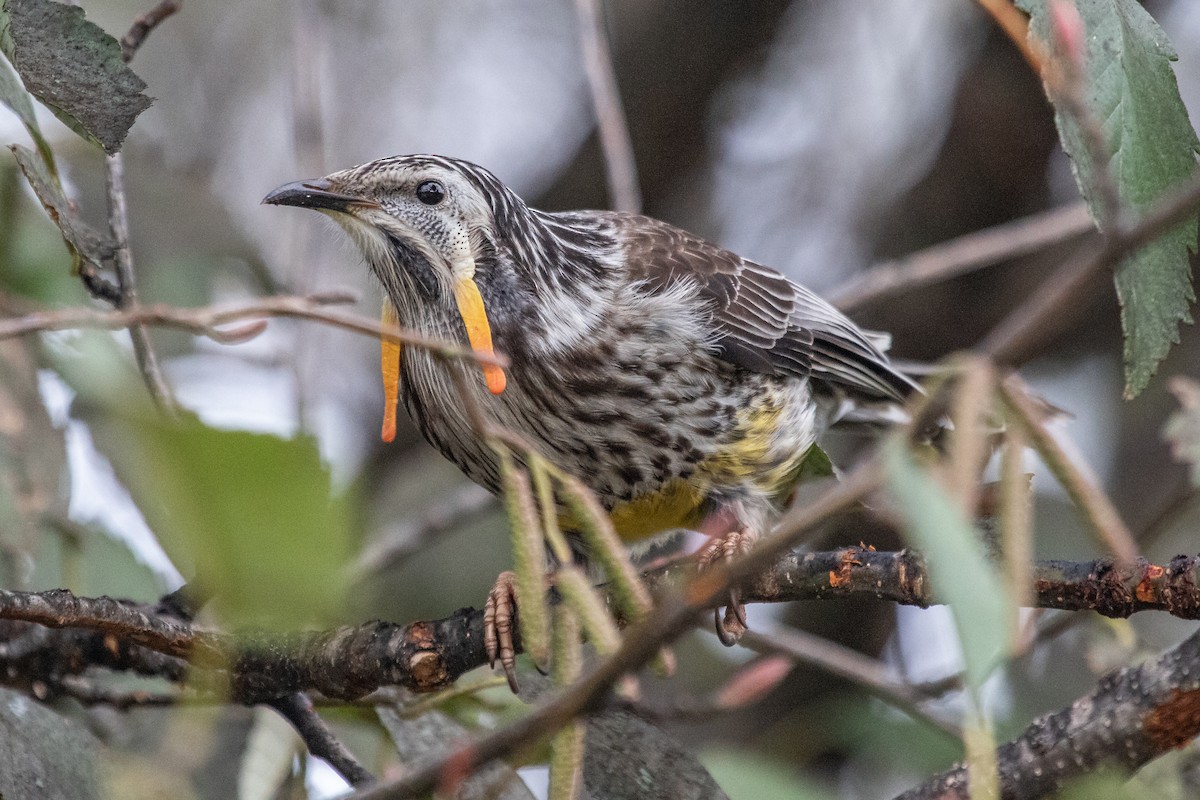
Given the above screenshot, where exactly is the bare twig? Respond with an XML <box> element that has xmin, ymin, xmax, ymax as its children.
<box><xmin>980</xmin><ymin>167</ymin><xmax>1200</xmax><ymax>366</ymax></box>
<box><xmin>105</xmin><ymin>2</ymin><xmax>185</xmax><ymax>411</ymax></box>
<box><xmin>975</xmin><ymin>0</ymin><xmax>1044</xmax><ymax>74</ymax></box>
<box><xmin>0</xmin><ymin>294</ymin><xmax>507</xmax><ymax>368</ymax></box>
<box><xmin>741</xmin><ymin>626</ymin><xmax>962</xmax><ymax>740</ymax></box>
<box><xmin>573</xmin><ymin>0</ymin><xmax>641</xmax><ymax>213</ymax></box>
<box><xmin>268</xmin><ymin>693</ymin><xmax>375</xmax><ymax>786</ymax></box>
<box><xmin>105</xmin><ymin>152</ymin><xmax>177</xmax><ymax>413</ymax></box>
<box><xmin>1000</xmin><ymin>375</ymin><xmax>1139</xmax><ymax>566</ymax></box>
<box><xmin>352</xmin><ymin>483</ymin><xmax>496</xmax><ymax>576</ymax></box>
<box><xmin>119</xmin><ymin>0</ymin><xmax>181</xmax><ymax>61</ymax></box>
<box><xmin>830</xmin><ymin>203</ymin><xmax>1093</xmax><ymax>312</ymax></box>
<box><xmin>0</xmin><ymin>589</ymin><xmax>200</xmax><ymax>660</ymax></box>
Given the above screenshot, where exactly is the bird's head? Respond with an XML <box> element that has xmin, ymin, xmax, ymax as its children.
<box><xmin>264</xmin><ymin>155</ymin><xmax>520</xmax><ymax>409</ymax></box>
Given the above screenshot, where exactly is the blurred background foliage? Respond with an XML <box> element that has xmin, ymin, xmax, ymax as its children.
<box><xmin>0</xmin><ymin>1</ymin><xmax>1199</xmax><ymax>798</ymax></box>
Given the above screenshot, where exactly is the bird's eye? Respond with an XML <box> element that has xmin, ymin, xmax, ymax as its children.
<box><xmin>416</xmin><ymin>180</ymin><xmax>445</xmax><ymax>206</ymax></box>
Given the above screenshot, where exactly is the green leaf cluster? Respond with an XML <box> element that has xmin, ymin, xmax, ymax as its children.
<box><xmin>1018</xmin><ymin>0</ymin><xmax>1200</xmax><ymax>397</ymax></box>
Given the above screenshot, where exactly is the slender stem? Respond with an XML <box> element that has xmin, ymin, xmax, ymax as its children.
<box><xmin>120</xmin><ymin>0</ymin><xmax>181</xmax><ymax>61</ymax></box>
<box><xmin>980</xmin><ymin>168</ymin><xmax>1200</xmax><ymax>367</ymax></box>
<box><xmin>0</xmin><ymin>294</ymin><xmax>507</xmax><ymax>368</ymax></box>
<box><xmin>573</xmin><ymin>0</ymin><xmax>641</xmax><ymax>213</ymax></box>
<box><xmin>741</xmin><ymin>626</ymin><xmax>961</xmax><ymax>741</ymax></box>
<box><xmin>105</xmin><ymin>152</ymin><xmax>177</xmax><ymax>414</ymax></box>
<box><xmin>830</xmin><ymin>203</ymin><xmax>1093</xmax><ymax>312</ymax></box>
<box><xmin>999</xmin><ymin>376</ymin><xmax>1138</xmax><ymax>566</ymax></box>
<box><xmin>103</xmin><ymin>1</ymin><xmax>185</xmax><ymax>412</ymax></box>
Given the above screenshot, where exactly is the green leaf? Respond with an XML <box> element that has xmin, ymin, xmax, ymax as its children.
<box><xmin>0</xmin><ymin>50</ymin><xmax>34</xmax><ymax>130</ymax></box>
<box><xmin>794</xmin><ymin>442</ymin><xmax>835</xmax><ymax>483</ymax></box>
<box><xmin>884</xmin><ymin>440</ymin><xmax>1014</xmax><ymax>687</ymax></box>
<box><xmin>1018</xmin><ymin>0</ymin><xmax>1200</xmax><ymax>397</ymax></box>
<box><xmin>1</xmin><ymin>0</ymin><xmax>152</xmax><ymax>154</ymax></box>
<box><xmin>1164</xmin><ymin>376</ymin><xmax>1200</xmax><ymax>486</ymax></box>
<box><xmin>56</xmin><ymin>335</ymin><xmax>351</xmax><ymax>627</ymax></box>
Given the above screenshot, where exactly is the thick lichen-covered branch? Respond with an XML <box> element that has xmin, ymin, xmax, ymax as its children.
<box><xmin>0</xmin><ymin>551</ymin><xmax>1196</xmax><ymax>704</ymax></box>
<box><xmin>895</xmin><ymin>625</ymin><xmax>1200</xmax><ymax>800</ymax></box>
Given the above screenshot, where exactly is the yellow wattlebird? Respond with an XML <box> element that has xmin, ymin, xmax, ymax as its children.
<box><xmin>265</xmin><ymin>154</ymin><xmax>916</xmax><ymax>685</ymax></box>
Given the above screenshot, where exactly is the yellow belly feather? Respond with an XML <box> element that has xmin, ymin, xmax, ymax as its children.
<box><xmin>598</xmin><ymin>396</ymin><xmax>811</xmax><ymax>544</ymax></box>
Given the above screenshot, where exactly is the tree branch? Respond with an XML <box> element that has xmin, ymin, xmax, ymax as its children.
<box><xmin>830</xmin><ymin>202</ymin><xmax>1093</xmax><ymax>312</ymax></box>
<box><xmin>2</xmin><ymin>550</ymin><xmax>1197</xmax><ymax>703</ymax></box>
<box><xmin>0</xmin><ymin>293</ymin><xmax>506</xmax><ymax>367</ymax></box>
<box><xmin>268</xmin><ymin>693</ymin><xmax>375</xmax><ymax>786</ymax></box>
<box><xmin>119</xmin><ymin>0</ymin><xmax>181</xmax><ymax>61</ymax></box>
<box><xmin>895</xmin><ymin>625</ymin><xmax>1200</xmax><ymax>800</ymax></box>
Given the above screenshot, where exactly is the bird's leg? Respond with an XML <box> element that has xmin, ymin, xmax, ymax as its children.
<box><xmin>696</xmin><ymin>509</ymin><xmax>757</xmax><ymax>645</ymax></box>
<box><xmin>484</xmin><ymin>570</ymin><xmax>520</xmax><ymax>691</ymax></box>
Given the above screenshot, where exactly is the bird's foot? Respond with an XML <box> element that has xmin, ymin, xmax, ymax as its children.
<box><xmin>484</xmin><ymin>570</ymin><xmax>520</xmax><ymax>692</ymax></box>
<box><xmin>697</xmin><ymin>527</ymin><xmax>758</xmax><ymax>646</ymax></box>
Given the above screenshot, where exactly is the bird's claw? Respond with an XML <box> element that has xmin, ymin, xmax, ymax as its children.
<box><xmin>697</xmin><ymin>528</ymin><xmax>757</xmax><ymax>646</ymax></box>
<box><xmin>484</xmin><ymin>570</ymin><xmax>520</xmax><ymax>692</ymax></box>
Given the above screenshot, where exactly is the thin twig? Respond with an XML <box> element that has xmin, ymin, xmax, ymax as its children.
<box><xmin>980</xmin><ymin>167</ymin><xmax>1200</xmax><ymax>366</ymax></box>
<box><xmin>352</xmin><ymin>483</ymin><xmax>496</xmax><ymax>577</ymax></box>
<box><xmin>268</xmin><ymin>693</ymin><xmax>375</xmax><ymax>786</ymax></box>
<box><xmin>0</xmin><ymin>294</ymin><xmax>507</xmax><ymax>367</ymax></box>
<box><xmin>105</xmin><ymin>152</ymin><xmax>177</xmax><ymax>414</ymax></box>
<box><xmin>106</xmin><ymin>1</ymin><xmax>183</xmax><ymax>411</ymax></box>
<box><xmin>741</xmin><ymin>627</ymin><xmax>961</xmax><ymax>740</ymax></box>
<box><xmin>830</xmin><ymin>203</ymin><xmax>1093</xmax><ymax>312</ymax></box>
<box><xmin>119</xmin><ymin>0</ymin><xmax>181</xmax><ymax>61</ymax></box>
<box><xmin>573</xmin><ymin>0</ymin><xmax>641</xmax><ymax>213</ymax></box>
<box><xmin>975</xmin><ymin>0</ymin><xmax>1044</xmax><ymax>74</ymax></box>
<box><xmin>1000</xmin><ymin>375</ymin><xmax>1138</xmax><ymax>566</ymax></box>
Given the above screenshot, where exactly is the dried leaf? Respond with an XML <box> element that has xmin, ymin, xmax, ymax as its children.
<box><xmin>9</xmin><ymin>143</ymin><xmax>113</xmax><ymax>272</ymax></box>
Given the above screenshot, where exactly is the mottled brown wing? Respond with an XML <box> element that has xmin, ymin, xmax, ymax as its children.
<box><xmin>611</xmin><ymin>213</ymin><xmax>916</xmax><ymax>402</ymax></box>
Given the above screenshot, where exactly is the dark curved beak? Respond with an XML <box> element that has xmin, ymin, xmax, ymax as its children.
<box><xmin>261</xmin><ymin>179</ymin><xmax>377</xmax><ymax>211</ymax></box>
